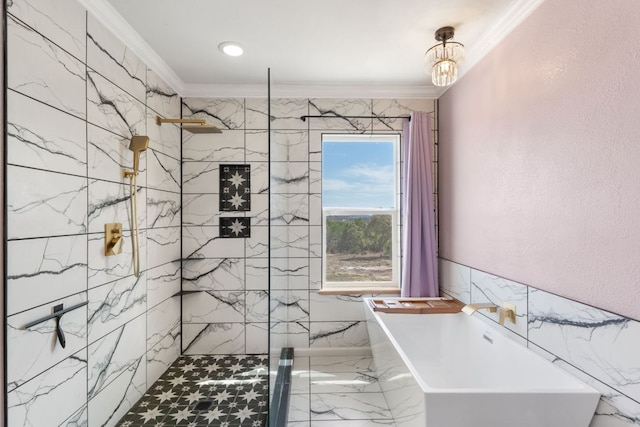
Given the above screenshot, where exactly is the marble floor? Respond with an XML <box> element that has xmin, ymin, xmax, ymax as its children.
<box><xmin>287</xmin><ymin>355</ymin><xmax>395</xmax><ymax>427</ymax></box>
<box><xmin>117</xmin><ymin>355</ymin><xmax>268</xmax><ymax>426</ymax></box>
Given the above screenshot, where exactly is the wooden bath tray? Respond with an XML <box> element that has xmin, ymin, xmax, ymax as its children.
<box><xmin>369</xmin><ymin>297</ymin><xmax>464</xmax><ymax>314</ymax></box>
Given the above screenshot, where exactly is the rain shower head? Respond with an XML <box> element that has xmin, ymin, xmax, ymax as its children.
<box><xmin>155</xmin><ymin>115</ymin><xmax>222</xmax><ymax>134</ymax></box>
<box><xmin>129</xmin><ymin>135</ymin><xmax>149</xmax><ymax>175</ymax></box>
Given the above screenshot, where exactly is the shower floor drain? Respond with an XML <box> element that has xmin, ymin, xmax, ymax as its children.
<box><xmin>193</xmin><ymin>400</ymin><xmax>213</xmax><ymax>412</ymax></box>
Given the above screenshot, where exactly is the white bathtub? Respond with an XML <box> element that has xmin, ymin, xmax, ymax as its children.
<box><xmin>364</xmin><ymin>299</ymin><xmax>600</xmax><ymax>427</ymax></box>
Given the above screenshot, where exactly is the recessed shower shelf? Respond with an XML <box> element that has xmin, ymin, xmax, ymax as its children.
<box><xmin>172</xmin><ymin>290</ymin><xmax>205</xmax><ymax>298</ymax></box>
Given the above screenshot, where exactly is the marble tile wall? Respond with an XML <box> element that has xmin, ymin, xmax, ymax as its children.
<box><xmin>5</xmin><ymin>0</ymin><xmax>181</xmax><ymax>425</ymax></box>
<box><xmin>181</xmin><ymin>97</ymin><xmax>435</xmax><ymax>354</ymax></box>
<box><xmin>440</xmin><ymin>258</ymin><xmax>640</xmax><ymax>426</ymax></box>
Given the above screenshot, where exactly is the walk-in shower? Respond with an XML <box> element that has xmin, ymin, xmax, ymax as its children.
<box><xmin>123</xmin><ymin>135</ymin><xmax>149</xmax><ymax>278</ymax></box>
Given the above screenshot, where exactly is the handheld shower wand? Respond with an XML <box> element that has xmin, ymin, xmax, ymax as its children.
<box><xmin>124</xmin><ymin>136</ymin><xmax>150</xmax><ymax>278</ymax></box>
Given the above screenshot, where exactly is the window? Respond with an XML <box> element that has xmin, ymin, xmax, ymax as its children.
<box><xmin>322</xmin><ymin>134</ymin><xmax>400</xmax><ymax>288</ymax></box>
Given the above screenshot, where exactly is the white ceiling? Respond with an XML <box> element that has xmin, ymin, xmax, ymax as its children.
<box><xmin>87</xmin><ymin>0</ymin><xmax>544</xmax><ymax>98</ymax></box>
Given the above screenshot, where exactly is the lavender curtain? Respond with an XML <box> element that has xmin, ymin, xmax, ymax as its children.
<box><xmin>401</xmin><ymin>111</ymin><xmax>439</xmax><ymax>297</ymax></box>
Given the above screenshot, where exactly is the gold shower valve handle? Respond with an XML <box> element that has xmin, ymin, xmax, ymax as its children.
<box><xmin>105</xmin><ymin>223</ymin><xmax>124</xmax><ymax>256</ymax></box>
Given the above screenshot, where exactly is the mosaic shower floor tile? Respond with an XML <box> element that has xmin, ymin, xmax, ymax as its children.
<box><xmin>117</xmin><ymin>355</ymin><xmax>268</xmax><ymax>427</ymax></box>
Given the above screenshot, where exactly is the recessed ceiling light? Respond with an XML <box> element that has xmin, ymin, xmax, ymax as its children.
<box><xmin>218</xmin><ymin>42</ymin><xmax>243</xmax><ymax>57</ymax></box>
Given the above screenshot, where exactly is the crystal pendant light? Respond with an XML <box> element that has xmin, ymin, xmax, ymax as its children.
<box><xmin>425</xmin><ymin>27</ymin><xmax>465</xmax><ymax>87</ymax></box>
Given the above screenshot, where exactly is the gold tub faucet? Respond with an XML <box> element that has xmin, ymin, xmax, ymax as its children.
<box><xmin>461</xmin><ymin>303</ymin><xmax>498</xmax><ymax>315</ymax></box>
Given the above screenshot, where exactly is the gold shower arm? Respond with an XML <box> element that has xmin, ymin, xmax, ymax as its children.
<box><xmin>155</xmin><ymin>116</ymin><xmax>206</xmax><ymax>125</ymax></box>
<box><xmin>155</xmin><ymin>115</ymin><xmax>222</xmax><ymax>134</ymax></box>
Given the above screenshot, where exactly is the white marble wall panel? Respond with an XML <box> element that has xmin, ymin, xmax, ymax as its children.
<box><xmin>88</xmin><ymin>179</ymin><xmax>145</xmax><ymax>233</ymax></box>
<box><xmin>182</xmin><ymin>193</ymin><xmax>222</xmax><ymax>226</ymax></box>
<box><xmin>147</xmin><ymin>261</ymin><xmax>181</xmax><ymax>308</ymax></box>
<box><xmin>270</xmin><ymin>225</ymin><xmax>310</xmax><ymax>258</ymax></box>
<box><xmin>246</xmin><ymin>98</ymin><xmax>308</xmax><ymax>130</ymax></box>
<box><xmin>62</xmin><ymin>405</ymin><xmax>89</xmax><ymax>427</ymax></box>
<box><xmin>7</xmin><ymin>15</ymin><xmax>86</xmax><ymax>119</ymax></box>
<box><xmin>309</xmin><ymin>194</ymin><xmax>322</xmax><ymax>225</ymax></box>
<box><xmin>147</xmin><ymin>149</ymin><xmax>180</xmax><ymax>192</ymax></box>
<box><xmin>270</xmin><ymin>322</ymin><xmax>310</xmax><ymax>349</ymax></box>
<box><xmin>471</xmin><ymin>269</ymin><xmax>528</xmax><ymax>337</ymax></box>
<box><xmin>309</xmin><ymin>258</ymin><xmax>323</xmax><ymax>290</ymax></box>
<box><xmin>246</xmin><ymin>291</ymin><xmax>269</xmax><ymax>323</ymax></box>
<box><xmin>88</xmin><ymin>355</ymin><xmax>146</xmax><ymax>427</ymax></box>
<box><xmin>438</xmin><ymin>258</ymin><xmax>471</xmax><ymax>303</ymax></box>
<box><xmin>529</xmin><ymin>289</ymin><xmax>640</xmax><ymax>403</ymax></box>
<box><xmin>372</xmin><ymin>99</ymin><xmax>435</xmax><ymax>131</ymax></box>
<box><xmin>252</xmin><ymin>194</ymin><xmax>270</xmax><ymax>225</ymax></box>
<box><xmin>247</xmin><ymin>225</ymin><xmax>268</xmax><ymax>258</ymax></box>
<box><xmin>7</xmin><ymin>91</ymin><xmax>86</xmax><ymax>175</ymax></box>
<box><xmin>183</xmin><ymin>129</ymin><xmax>245</xmax><ymax>162</ymax></box>
<box><xmin>147</xmin><ymin>226</ymin><xmax>181</xmax><ymax>268</ymax></box>
<box><xmin>182</xmin><ymin>258</ymin><xmax>245</xmax><ymax>291</ymax></box>
<box><xmin>271</xmin><ymin>290</ymin><xmax>310</xmax><ymax>323</ymax></box>
<box><xmin>88</xmin><ymin>124</ymin><xmax>145</xmax><ymax>185</ymax></box>
<box><xmin>7</xmin><ymin>235</ymin><xmax>87</xmax><ymax>316</ymax></box>
<box><xmin>7</xmin><ymin>349</ymin><xmax>87</xmax><ymax>427</ymax></box>
<box><xmin>310</xmin><ymin>393</ymin><xmax>392</xmax><ymax>422</ymax></box>
<box><xmin>146</xmin><ymin>110</ymin><xmax>181</xmax><ymax>160</ymax></box>
<box><xmin>183</xmin><ymin>323</ymin><xmax>245</xmax><ymax>355</ymax></box>
<box><xmin>182</xmin><ymin>226</ymin><xmax>245</xmax><ymax>259</ymax></box>
<box><xmin>87</xmin><ymin>274</ymin><xmax>146</xmax><ymax>343</ymax></box>
<box><xmin>87</xmin><ymin>14</ymin><xmax>146</xmax><ymax>103</ymax></box>
<box><xmin>8</xmin><ymin>0</ymin><xmax>86</xmax><ymax>61</ymax></box>
<box><xmin>183</xmin><ymin>162</ymin><xmax>220</xmax><ymax>194</ymax></box>
<box><xmin>88</xmin><ymin>314</ymin><xmax>146</xmax><ymax>399</ymax></box>
<box><xmin>88</xmin><ymin>230</ymin><xmax>145</xmax><ymax>287</ymax></box>
<box><xmin>147</xmin><ymin>323</ymin><xmax>180</xmax><ymax>386</ymax></box>
<box><xmin>271</xmin><ymin>163</ymin><xmax>309</xmax><ymax>194</ymax></box>
<box><xmin>308</xmin><ymin>99</ymin><xmax>372</xmax><ymax>131</ymax></box>
<box><xmin>310</xmin><ymin>294</ymin><xmax>367</xmax><ymax>322</ymax></box>
<box><xmin>271</xmin><ymin>130</ymin><xmax>309</xmax><ymax>161</ymax></box>
<box><xmin>146</xmin><ymin>68</ymin><xmax>180</xmax><ymax>119</ymax></box>
<box><xmin>310</xmin><ymin>321</ymin><xmax>369</xmax><ymax>348</ymax></box>
<box><xmin>270</xmin><ymin>258</ymin><xmax>309</xmax><ymax>290</ymax></box>
<box><xmin>246</xmin><ymin>259</ymin><xmax>269</xmax><ymax>290</ymax></box>
<box><xmin>7</xmin><ymin>292</ymin><xmax>87</xmax><ymax>391</ymax></box>
<box><xmin>147</xmin><ymin>189</ymin><xmax>180</xmax><ymax>228</ymax></box>
<box><xmin>309</xmin><ymin>226</ymin><xmax>322</xmax><ymax>258</ymax></box>
<box><xmin>147</xmin><ymin>295</ymin><xmax>180</xmax><ymax>350</ymax></box>
<box><xmin>245</xmin><ymin>130</ymin><xmax>269</xmax><ymax>162</ymax></box>
<box><xmin>7</xmin><ymin>166</ymin><xmax>87</xmax><ymax>239</ymax></box>
<box><xmin>87</xmin><ymin>70</ymin><xmax>145</xmax><ymax>139</ymax></box>
<box><xmin>182</xmin><ymin>97</ymin><xmax>245</xmax><ymax>130</ymax></box>
<box><xmin>309</xmin><ymin>130</ymin><xmax>323</xmax><ymax>162</ymax></box>
<box><xmin>246</xmin><ymin>323</ymin><xmax>269</xmax><ymax>354</ymax></box>
<box><xmin>271</xmin><ymin>194</ymin><xmax>309</xmax><ymax>225</ymax></box>
<box><xmin>183</xmin><ymin>291</ymin><xmax>245</xmax><ymax>323</ymax></box>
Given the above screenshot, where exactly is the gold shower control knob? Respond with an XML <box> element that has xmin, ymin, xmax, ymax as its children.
<box><xmin>105</xmin><ymin>223</ymin><xmax>124</xmax><ymax>256</ymax></box>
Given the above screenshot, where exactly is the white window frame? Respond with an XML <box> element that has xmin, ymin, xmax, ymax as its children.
<box><xmin>321</xmin><ymin>134</ymin><xmax>400</xmax><ymax>289</ymax></box>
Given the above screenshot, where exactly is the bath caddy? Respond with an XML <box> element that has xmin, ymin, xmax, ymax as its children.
<box><xmin>368</xmin><ymin>297</ymin><xmax>464</xmax><ymax>314</ymax></box>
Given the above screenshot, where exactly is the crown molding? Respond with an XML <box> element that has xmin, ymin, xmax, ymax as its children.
<box><xmin>182</xmin><ymin>83</ymin><xmax>440</xmax><ymax>99</ymax></box>
<box><xmin>77</xmin><ymin>0</ymin><xmax>186</xmax><ymax>96</ymax></box>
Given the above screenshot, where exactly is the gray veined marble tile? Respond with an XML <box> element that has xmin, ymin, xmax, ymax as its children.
<box><xmin>245</xmin><ymin>98</ymin><xmax>309</xmax><ymax>130</ymax></box>
<box><xmin>249</xmin><ymin>162</ymin><xmax>270</xmax><ymax>195</ymax></box>
<box><xmin>308</xmin><ymin>371</ymin><xmax>382</xmax><ymax>394</ymax></box>
<box><xmin>147</xmin><ymin>149</ymin><xmax>181</xmax><ymax>193</ymax></box>
<box><xmin>310</xmin><ymin>194</ymin><xmax>322</xmax><ymax>225</ymax></box>
<box><xmin>246</xmin><ymin>259</ymin><xmax>269</xmax><ymax>291</ymax></box>
<box><xmin>7</xmin><ymin>15</ymin><xmax>86</xmax><ymax>119</ymax></box>
<box><xmin>87</xmin><ymin>273</ymin><xmax>146</xmax><ymax>343</ymax></box>
<box><xmin>271</xmin><ymin>194</ymin><xmax>310</xmax><ymax>225</ymax></box>
<box><xmin>88</xmin><ymin>179</ymin><xmax>146</xmax><ymax>233</ymax></box>
<box><xmin>528</xmin><ymin>288</ymin><xmax>640</xmax><ymax>403</ymax></box>
<box><xmin>271</xmin><ymin>290</ymin><xmax>310</xmax><ymax>323</ymax></box>
<box><xmin>309</xmin><ymin>226</ymin><xmax>322</xmax><ymax>258</ymax></box>
<box><xmin>146</xmin><ymin>110</ymin><xmax>181</xmax><ymax>161</ymax></box>
<box><xmin>7</xmin><ymin>292</ymin><xmax>87</xmax><ymax>392</ymax></box>
<box><xmin>147</xmin><ymin>189</ymin><xmax>180</xmax><ymax>228</ymax></box>
<box><xmin>309</xmin><ymin>162</ymin><xmax>322</xmax><ymax>193</ymax></box>
<box><xmin>88</xmin><ymin>124</ymin><xmax>147</xmax><ymax>186</ymax></box>
<box><xmin>182</xmin><ymin>128</ymin><xmax>245</xmax><ymax>162</ymax></box>
<box><xmin>246</xmin><ymin>323</ymin><xmax>269</xmax><ymax>354</ymax></box>
<box><xmin>309</xmin><ymin>355</ymin><xmax>377</xmax><ymax>373</ymax></box>
<box><xmin>7</xmin><ymin>234</ymin><xmax>87</xmax><ymax>316</ymax></box>
<box><xmin>310</xmin><ymin>293</ymin><xmax>367</xmax><ymax>322</ymax></box>
<box><xmin>309</xmin><ymin>257</ymin><xmax>323</xmax><ymax>290</ymax></box>
<box><xmin>182</xmin><ymin>258</ymin><xmax>245</xmax><ymax>291</ymax></box>
<box><xmin>7</xmin><ymin>90</ymin><xmax>86</xmax><ymax>175</ymax></box>
<box><xmin>270</xmin><ymin>321</ymin><xmax>310</xmax><ymax>349</ymax></box>
<box><xmin>471</xmin><ymin>269</ymin><xmax>528</xmax><ymax>337</ymax></box>
<box><xmin>271</xmin><ymin>130</ymin><xmax>310</xmax><ymax>161</ymax></box>
<box><xmin>88</xmin><ymin>314</ymin><xmax>146</xmax><ymax>399</ymax></box>
<box><xmin>245</xmin><ymin>130</ymin><xmax>269</xmax><ymax>162</ymax></box>
<box><xmin>87</xmin><ymin>13</ymin><xmax>146</xmax><ymax>102</ymax></box>
<box><xmin>88</xmin><ymin>352</ymin><xmax>146</xmax><ymax>427</ymax></box>
<box><xmin>147</xmin><ymin>322</ymin><xmax>180</xmax><ymax>386</ymax></box>
<box><xmin>182</xmin><ymin>97</ymin><xmax>245</xmax><ymax>130</ymax></box>
<box><xmin>182</xmin><ymin>290</ymin><xmax>245</xmax><ymax>323</ymax></box>
<box><xmin>182</xmin><ymin>226</ymin><xmax>245</xmax><ymax>259</ymax></box>
<box><xmin>147</xmin><ymin>295</ymin><xmax>180</xmax><ymax>350</ymax></box>
<box><xmin>246</xmin><ymin>225</ymin><xmax>268</xmax><ymax>258</ymax></box>
<box><xmin>87</xmin><ymin>230</ymin><xmax>146</xmax><ymax>288</ymax></box>
<box><xmin>147</xmin><ymin>226</ymin><xmax>181</xmax><ymax>269</ymax></box>
<box><xmin>288</xmin><ymin>394</ymin><xmax>311</xmax><ymax>422</ymax></box>
<box><xmin>7</xmin><ymin>165</ymin><xmax>87</xmax><ymax>240</ymax></box>
<box><xmin>271</xmin><ymin>163</ymin><xmax>310</xmax><ymax>194</ymax></box>
<box><xmin>7</xmin><ymin>349</ymin><xmax>87</xmax><ymax>427</ymax></box>
<box><xmin>309</xmin><ymin>131</ymin><xmax>323</xmax><ymax>162</ymax></box>
<box><xmin>372</xmin><ymin>98</ymin><xmax>435</xmax><ymax>131</ymax></box>
<box><xmin>310</xmin><ymin>321</ymin><xmax>369</xmax><ymax>348</ymax></box>
<box><xmin>270</xmin><ymin>258</ymin><xmax>309</xmax><ymax>290</ymax></box>
<box><xmin>182</xmin><ymin>323</ymin><xmax>245</xmax><ymax>355</ymax></box>
<box><xmin>146</xmin><ymin>68</ymin><xmax>180</xmax><ymax>120</ymax></box>
<box><xmin>270</xmin><ymin>225</ymin><xmax>310</xmax><ymax>258</ymax></box>
<box><xmin>61</xmin><ymin>404</ymin><xmax>88</xmax><ymax>427</ymax></box>
<box><xmin>87</xmin><ymin>70</ymin><xmax>146</xmax><ymax>139</ymax></box>
<box><xmin>246</xmin><ymin>291</ymin><xmax>269</xmax><ymax>323</ymax></box>
<box><xmin>438</xmin><ymin>258</ymin><xmax>471</xmax><ymax>303</ymax></box>
<box><xmin>182</xmin><ymin>194</ymin><xmax>223</xmax><ymax>227</ymax></box>
<box><xmin>251</xmin><ymin>194</ymin><xmax>270</xmax><ymax>225</ymax></box>
<box><xmin>8</xmin><ymin>0</ymin><xmax>86</xmax><ymax>61</ymax></box>
<box><xmin>182</xmin><ymin>162</ymin><xmax>221</xmax><ymax>194</ymax></box>
<box><xmin>147</xmin><ymin>261</ymin><xmax>181</xmax><ymax>309</ymax></box>
<box><xmin>308</xmin><ymin>99</ymin><xmax>373</xmax><ymax>132</ymax></box>
<box><xmin>310</xmin><ymin>393</ymin><xmax>392</xmax><ymax>421</ymax></box>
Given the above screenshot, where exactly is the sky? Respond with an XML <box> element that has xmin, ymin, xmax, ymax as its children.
<box><xmin>322</xmin><ymin>140</ymin><xmax>396</xmax><ymax>208</ymax></box>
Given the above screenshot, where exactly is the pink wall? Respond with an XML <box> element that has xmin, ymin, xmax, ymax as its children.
<box><xmin>438</xmin><ymin>0</ymin><xmax>640</xmax><ymax>320</ymax></box>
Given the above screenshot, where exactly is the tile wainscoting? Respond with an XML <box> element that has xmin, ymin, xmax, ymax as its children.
<box><xmin>440</xmin><ymin>258</ymin><xmax>640</xmax><ymax>426</ymax></box>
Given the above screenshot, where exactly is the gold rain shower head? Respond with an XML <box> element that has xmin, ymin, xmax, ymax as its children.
<box><xmin>155</xmin><ymin>116</ymin><xmax>222</xmax><ymax>134</ymax></box>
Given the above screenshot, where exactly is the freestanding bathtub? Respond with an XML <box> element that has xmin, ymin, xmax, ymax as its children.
<box><xmin>364</xmin><ymin>299</ymin><xmax>600</xmax><ymax>427</ymax></box>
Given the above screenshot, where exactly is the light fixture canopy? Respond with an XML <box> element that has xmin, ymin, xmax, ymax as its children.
<box><xmin>218</xmin><ymin>41</ymin><xmax>243</xmax><ymax>57</ymax></box>
<box><xmin>425</xmin><ymin>26</ymin><xmax>465</xmax><ymax>87</ymax></box>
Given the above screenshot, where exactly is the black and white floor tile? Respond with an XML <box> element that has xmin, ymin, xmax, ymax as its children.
<box><xmin>117</xmin><ymin>355</ymin><xmax>268</xmax><ymax>426</ymax></box>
